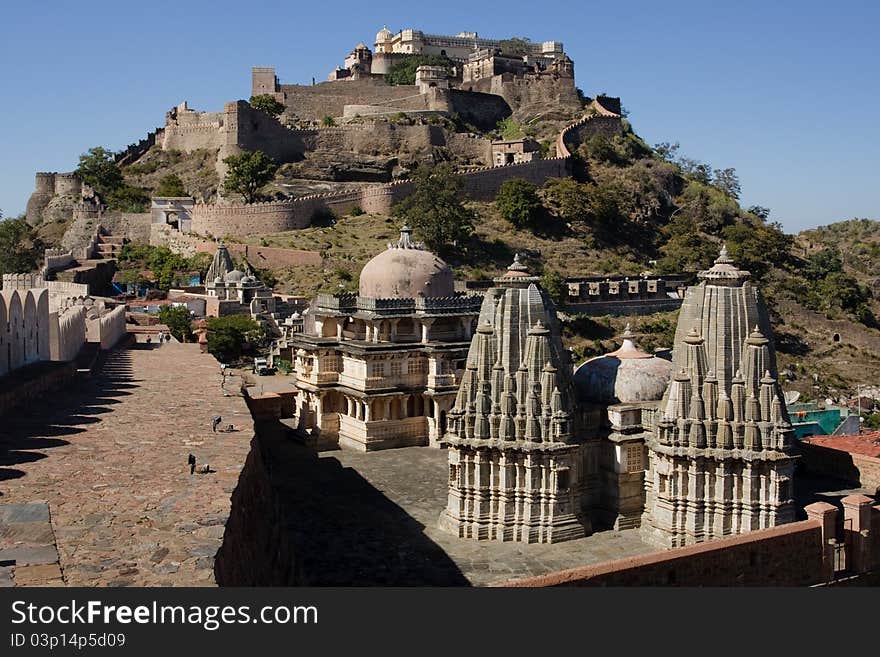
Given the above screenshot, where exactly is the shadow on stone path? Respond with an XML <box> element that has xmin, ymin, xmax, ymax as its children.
<box><xmin>0</xmin><ymin>350</ymin><xmax>138</xmax><ymax>491</ymax></box>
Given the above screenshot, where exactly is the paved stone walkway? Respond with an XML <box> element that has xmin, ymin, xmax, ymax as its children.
<box><xmin>275</xmin><ymin>447</ymin><xmax>656</xmax><ymax>586</ymax></box>
<box><xmin>0</xmin><ymin>343</ymin><xmax>254</xmax><ymax>586</ymax></box>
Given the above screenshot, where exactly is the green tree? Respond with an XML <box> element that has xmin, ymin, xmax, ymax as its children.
<box><xmin>540</xmin><ymin>269</ymin><xmax>567</xmax><ymax>307</ymax></box>
<box><xmin>496</xmin><ymin>117</ymin><xmax>524</xmax><ymax>140</ymax></box>
<box><xmin>321</xmin><ymin>115</ymin><xmax>336</xmax><ymax>127</ymax></box>
<box><xmin>677</xmin><ymin>157</ymin><xmax>712</xmax><ymax>185</ymax></box>
<box><xmin>0</xmin><ymin>215</ymin><xmax>44</xmax><ymax>275</ymax></box>
<box><xmin>76</xmin><ymin>146</ymin><xmax>124</xmax><ymax>198</ymax></box>
<box><xmin>206</xmin><ymin>314</ymin><xmax>264</xmax><ymax>363</ymax></box>
<box><xmin>722</xmin><ymin>221</ymin><xmax>793</xmax><ymax>281</ymax></box>
<box><xmin>496</xmin><ymin>179</ymin><xmax>543</xmax><ymax>229</ymax></box>
<box><xmin>155</xmin><ymin>173</ymin><xmax>187</xmax><ymax>197</ymax></box>
<box><xmin>498</xmin><ymin>37</ymin><xmax>531</xmax><ymax>56</ymax></box>
<box><xmin>249</xmin><ymin>94</ymin><xmax>285</xmax><ymax>117</ymax></box>
<box><xmin>747</xmin><ymin>205</ymin><xmax>771</xmax><ymax>220</ymax></box>
<box><xmin>712</xmin><ymin>167</ymin><xmax>742</xmax><ymax>199</ymax></box>
<box><xmin>653</xmin><ymin>141</ymin><xmax>680</xmax><ymax>162</ymax></box>
<box><xmin>106</xmin><ymin>185</ymin><xmax>150</xmax><ymax>212</ymax></box>
<box><xmin>543</xmin><ymin>178</ymin><xmax>593</xmax><ymax>223</ymax></box>
<box><xmin>158</xmin><ymin>305</ymin><xmax>194</xmax><ymax>342</ymax></box>
<box><xmin>393</xmin><ymin>163</ymin><xmax>476</xmax><ymax>250</ymax></box>
<box><xmin>656</xmin><ymin>215</ymin><xmax>718</xmax><ymax>274</ymax></box>
<box><xmin>804</xmin><ymin>247</ymin><xmax>844</xmax><ymax>281</ymax></box>
<box><xmin>384</xmin><ymin>54</ymin><xmax>455</xmax><ymax>85</ymax></box>
<box><xmin>222</xmin><ymin>151</ymin><xmax>278</xmax><ymax>203</ymax></box>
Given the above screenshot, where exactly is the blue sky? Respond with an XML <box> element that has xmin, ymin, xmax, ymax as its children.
<box><xmin>1</xmin><ymin>0</ymin><xmax>877</xmax><ymax>232</ymax></box>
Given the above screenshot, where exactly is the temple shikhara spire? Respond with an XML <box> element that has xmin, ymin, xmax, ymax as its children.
<box><xmin>439</xmin><ymin>256</ymin><xmax>594</xmax><ymax>543</ymax></box>
<box><xmin>641</xmin><ymin>245</ymin><xmax>796</xmax><ymax>547</ymax></box>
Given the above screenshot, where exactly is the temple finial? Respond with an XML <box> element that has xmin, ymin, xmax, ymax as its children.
<box><xmin>508</xmin><ymin>252</ymin><xmax>528</xmax><ymax>272</ymax></box>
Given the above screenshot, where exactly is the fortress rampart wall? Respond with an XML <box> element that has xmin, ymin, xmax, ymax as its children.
<box><xmin>191</xmin><ymin>157</ymin><xmax>569</xmax><ymax>238</ymax></box>
<box><xmin>49</xmin><ymin>306</ymin><xmax>86</xmax><ymax>362</ymax></box>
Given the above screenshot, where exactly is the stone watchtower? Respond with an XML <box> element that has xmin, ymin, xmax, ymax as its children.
<box><xmin>641</xmin><ymin>246</ymin><xmax>797</xmax><ymax>547</ymax></box>
<box><xmin>439</xmin><ymin>256</ymin><xmax>594</xmax><ymax>544</ymax></box>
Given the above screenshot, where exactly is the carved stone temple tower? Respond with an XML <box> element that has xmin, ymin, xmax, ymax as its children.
<box><xmin>439</xmin><ymin>256</ymin><xmax>595</xmax><ymax>543</ymax></box>
<box><xmin>641</xmin><ymin>246</ymin><xmax>797</xmax><ymax>547</ymax></box>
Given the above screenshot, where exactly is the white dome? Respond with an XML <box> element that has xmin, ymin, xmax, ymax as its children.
<box><xmin>225</xmin><ymin>269</ymin><xmax>245</xmax><ymax>283</ymax></box>
<box><xmin>573</xmin><ymin>326</ymin><xmax>673</xmax><ymax>405</ymax></box>
<box><xmin>376</xmin><ymin>26</ymin><xmax>394</xmax><ymax>43</ymax></box>
<box><xmin>358</xmin><ymin>226</ymin><xmax>454</xmax><ymax>299</ymax></box>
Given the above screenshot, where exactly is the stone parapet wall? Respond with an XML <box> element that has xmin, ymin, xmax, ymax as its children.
<box><xmin>45</xmin><ymin>250</ymin><xmax>75</xmax><ymax>274</ymax></box>
<box><xmin>2</xmin><ymin>273</ymin><xmax>44</xmax><ymax>291</ymax></box>
<box><xmin>87</xmin><ymin>305</ymin><xmax>127</xmax><ymax>350</ymax></box>
<box><xmin>214</xmin><ymin>434</ymin><xmax>299</xmax><ymax>585</ymax></box>
<box><xmin>46</xmin><ymin>281</ymin><xmax>90</xmax><ymax>300</ymax></box>
<box><xmin>460</xmin><ymin>157</ymin><xmax>569</xmax><ymax>200</ymax></box>
<box><xmin>49</xmin><ymin>306</ymin><xmax>86</xmax><ymax>362</ymax></box>
<box><xmin>0</xmin><ymin>288</ymin><xmax>51</xmax><ymax>377</ymax></box>
<box><xmin>278</xmin><ymin>79</ymin><xmax>432</xmax><ymax>121</ymax></box>
<box><xmin>502</xmin><ymin>519</ymin><xmax>826</xmax><ymax>586</ymax></box>
<box><xmin>97</xmin><ymin>213</ymin><xmax>151</xmax><ymax>244</ymax></box>
<box><xmin>116</xmin><ymin>127</ymin><xmax>164</xmax><ymax>166</ymax></box>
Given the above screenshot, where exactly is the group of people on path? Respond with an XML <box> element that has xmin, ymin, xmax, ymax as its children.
<box><xmin>147</xmin><ymin>331</ymin><xmax>173</xmax><ymax>346</ymax></box>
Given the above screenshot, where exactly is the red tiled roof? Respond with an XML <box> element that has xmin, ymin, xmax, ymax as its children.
<box><xmin>806</xmin><ymin>432</ymin><xmax>880</xmax><ymax>458</ymax></box>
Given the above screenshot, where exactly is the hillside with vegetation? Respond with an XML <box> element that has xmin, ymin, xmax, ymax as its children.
<box><xmin>5</xmin><ymin>87</ymin><xmax>878</xmax><ymax>401</ymax></box>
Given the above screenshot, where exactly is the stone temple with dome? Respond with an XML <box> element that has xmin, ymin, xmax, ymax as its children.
<box><xmin>436</xmin><ymin>245</ymin><xmax>798</xmax><ymax>547</ymax></box>
<box><xmin>205</xmin><ymin>243</ymin><xmax>275</xmax><ymax>315</ymax></box>
<box><xmin>287</xmin><ymin>226</ymin><xmax>482</xmax><ymax>451</ymax></box>
<box><xmin>280</xmin><ymin>238</ymin><xmax>797</xmax><ymax>549</ymax></box>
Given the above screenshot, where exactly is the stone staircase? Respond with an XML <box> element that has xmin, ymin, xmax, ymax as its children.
<box><xmin>95</xmin><ymin>232</ymin><xmax>125</xmax><ymax>259</ymax></box>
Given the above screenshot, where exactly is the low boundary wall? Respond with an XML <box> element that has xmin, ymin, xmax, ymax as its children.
<box><xmin>501</xmin><ymin>498</ymin><xmax>880</xmax><ymax>587</ymax></box>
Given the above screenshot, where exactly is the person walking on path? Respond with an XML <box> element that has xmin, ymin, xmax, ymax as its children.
<box><xmin>212</xmin><ymin>415</ymin><xmax>222</xmax><ymax>433</ymax></box>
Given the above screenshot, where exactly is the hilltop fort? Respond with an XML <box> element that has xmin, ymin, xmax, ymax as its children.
<box><xmin>25</xmin><ymin>26</ymin><xmax>622</xmax><ymax>250</ymax></box>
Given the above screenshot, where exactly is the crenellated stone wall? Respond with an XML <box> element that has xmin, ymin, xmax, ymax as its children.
<box><xmin>49</xmin><ymin>306</ymin><xmax>86</xmax><ymax>362</ymax></box>
<box><xmin>2</xmin><ymin>273</ymin><xmax>44</xmax><ymax>291</ymax></box>
<box><xmin>0</xmin><ymin>288</ymin><xmax>51</xmax><ymax>377</ymax></box>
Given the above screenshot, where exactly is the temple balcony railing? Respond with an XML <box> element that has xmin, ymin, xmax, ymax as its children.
<box><xmin>315</xmin><ymin>293</ymin><xmax>357</xmax><ymax>312</ymax></box>
<box><xmin>299</xmin><ymin>371</ymin><xmax>340</xmax><ymax>385</ymax></box>
<box><xmin>415</xmin><ymin>295</ymin><xmax>483</xmax><ymax>313</ymax></box>
<box><xmin>338</xmin><ymin>372</ymin><xmax>427</xmax><ymax>391</ymax></box>
<box><xmin>339</xmin><ymin>415</ymin><xmax>427</xmax><ymax>441</ymax></box>
<box><xmin>427</xmin><ymin>373</ymin><xmax>458</xmax><ymax>388</ymax></box>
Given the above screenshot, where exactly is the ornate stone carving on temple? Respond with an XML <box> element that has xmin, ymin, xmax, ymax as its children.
<box><xmin>439</xmin><ymin>255</ymin><xmax>595</xmax><ymax>543</ymax></box>
<box><xmin>287</xmin><ymin>225</ymin><xmax>482</xmax><ymax>451</ymax></box>
<box><xmin>641</xmin><ymin>246</ymin><xmax>797</xmax><ymax>547</ymax></box>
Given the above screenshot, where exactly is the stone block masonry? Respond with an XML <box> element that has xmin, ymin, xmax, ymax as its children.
<box><xmin>0</xmin><ymin>344</ymin><xmax>255</xmax><ymax>586</ymax></box>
